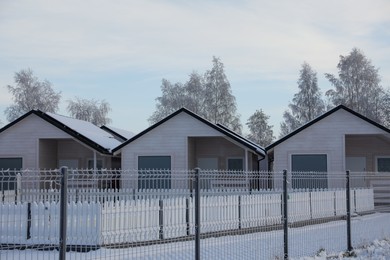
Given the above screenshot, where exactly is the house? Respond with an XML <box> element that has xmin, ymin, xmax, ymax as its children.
<box><xmin>0</xmin><ymin>110</ymin><xmax>128</xmax><ymax>189</ymax></box>
<box><xmin>266</xmin><ymin>105</ymin><xmax>390</xmax><ymax>189</ymax></box>
<box><xmin>113</xmin><ymin>108</ymin><xmax>266</xmax><ymax>189</ymax></box>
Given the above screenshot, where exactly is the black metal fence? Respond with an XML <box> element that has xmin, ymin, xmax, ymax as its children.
<box><xmin>0</xmin><ymin>168</ymin><xmax>389</xmax><ymax>259</ymax></box>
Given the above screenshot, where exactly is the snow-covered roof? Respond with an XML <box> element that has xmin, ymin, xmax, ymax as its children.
<box><xmin>101</xmin><ymin>125</ymin><xmax>135</xmax><ymax>141</ymax></box>
<box><xmin>45</xmin><ymin>112</ymin><xmax>122</xmax><ymax>152</ymax></box>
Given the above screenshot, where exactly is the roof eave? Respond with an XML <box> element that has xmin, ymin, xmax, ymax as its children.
<box><xmin>37</xmin><ymin>111</ymin><xmax>113</xmax><ymax>155</ymax></box>
<box><xmin>265</xmin><ymin>104</ymin><xmax>390</xmax><ymax>151</ymax></box>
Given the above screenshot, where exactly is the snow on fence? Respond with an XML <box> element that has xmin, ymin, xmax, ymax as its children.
<box><xmin>0</xmin><ymin>188</ymin><xmax>375</xmax><ymax>247</ymax></box>
<box><xmin>18</xmin><ymin>188</ymin><xmax>193</xmax><ymax>203</ymax></box>
<box><xmin>0</xmin><ymin>203</ymin><xmax>28</xmax><ymax>244</ymax></box>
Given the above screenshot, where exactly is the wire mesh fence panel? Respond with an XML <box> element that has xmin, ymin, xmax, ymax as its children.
<box><xmin>1</xmin><ymin>169</ymin><xmax>390</xmax><ymax>259</ymax></box>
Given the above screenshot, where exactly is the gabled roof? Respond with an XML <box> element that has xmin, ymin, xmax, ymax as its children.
<box><xmin>217</xmin><ymin>123</ymin><xmax>266</xmax><ymax>155</ymax></box>
<box><xmin>101</xmin><ymin>125</ymin><xmax>135</xmax><ymax>141</ymax></box>
<box><xmin>113</xmin><ymin>108</ymin><xmax>265</xmax><ymax>156</ymax></box>
<box><xmin>0</xmin><ymin>110</ymin><xmax>122</xmax><ymax>154</ymax></box>
<box><xmin>266</xmin><ymin>105</ymin><xmax>390</xmax><ymax>150</ymax></box>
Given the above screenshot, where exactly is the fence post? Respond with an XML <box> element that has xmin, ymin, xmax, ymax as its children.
<box><xmin>346</xmin><ymin>170</ymin><xmax>353</xmax><ymax>253</ymax></box>
<box><xmin>194</xmin><ymin>168</ymin><xmax>200</xmax><ymax>260</ymax></box>
<box><xmin>59</xmin><ymin>167</ymin><xmax>68</xmax><ymax>260</ymax></box>
<box><xmin>283</xmin><ymin>169</ymin><xmax>288</xmax><ymax>260</ymax></box>
<box><xmin>159</xmin><ymin>199</ymin><xmax>164</xmax><ymax>240</ymax></box>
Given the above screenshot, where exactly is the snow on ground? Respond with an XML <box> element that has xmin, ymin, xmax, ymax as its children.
<box><xmin>298</xmin><ymin>239</ymin><xmax>390</xmax><ymax>260</ymax></box>
<box><xmin>2</xmin><ymin>213</ymin><xmax>390</xmax><ymax>259</ymax></box>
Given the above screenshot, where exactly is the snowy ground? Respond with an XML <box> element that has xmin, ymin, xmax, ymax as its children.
<box><xmin>299</xmin><ymin>239</ymin><xmax>390</xmax><ymax>260</ymax></box>
<box><xmin>1</xmin><ymin>213</ymin><xmax>390</xmax><ymax>259</ymax></box>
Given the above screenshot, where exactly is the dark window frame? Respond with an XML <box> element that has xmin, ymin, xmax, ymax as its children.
<box><xmin>227</xmin><ymin>157</ymin><xmax>244</xmax><ymax>171</ymax></box>
<box><xmin>291</xmin><ymin>154</ymin><xmax>328</xmax><ymax>189</ymax></box>
<box><xmin>138</xmin><ymin>156</ymin><xmax>171</xmax><ymax>189</ymax></box>
<box><xmin>377</xmin><ymin>157</ymin><xmax>390</xmax><ymax>172</ymax></box>
<box><xmin>0</xmin><ymin>157</ymin><xmax>23</xmax><ymax>191</ymax></box>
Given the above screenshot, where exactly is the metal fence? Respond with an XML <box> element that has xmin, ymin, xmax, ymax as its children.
<box><xmin>1</xmin><ymin>168</ymin><xmax>390</xmax><ymax>259</ymax></box>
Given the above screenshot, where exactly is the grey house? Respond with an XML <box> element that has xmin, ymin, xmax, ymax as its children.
<box><xmin>113</xmin><ymin>108</ymin><xmax>266</xmax><ymax>189</ymax></box>
<box><xmin>266</xmin><ymin>105</ymin><xmax>390</xmax><ymax>189</ymax></box>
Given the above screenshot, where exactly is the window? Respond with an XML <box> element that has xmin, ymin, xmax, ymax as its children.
<box><xmin>291</xmin><ymin>154</ymin><xmax>328</xmax><ymax>189</ymax></box>
<box><xmin>197</xmin><ymin>158</ymin><xmax>218</xmax><ymax>170</ymax></box>
<box><xmin>227</xmin><ymin>158</ymin><xmax>243</xmax><ymax>171</ymax></box>
<box><xmin>377</xmin><ymin>157</ymin><xmax>390</xmax><ymax>172</ymax></box>
<box><xmin>59</xmin><ymin>159</ymin><xmax>79</xmax><ymax>169</ymax></box>
<box><xmin>0</xmin><ymin>157</ymin><xmax>22</xmax><ymax>191</ymax></box>
<box><xmin>138</xmin><ymin>156</ymin><xmax>171</xmax><ymax>189</ymax></box>
<box><xmin>88</xmin><ymin>159</ymin><xmax>103</xmax><ymax>169</ymax></box>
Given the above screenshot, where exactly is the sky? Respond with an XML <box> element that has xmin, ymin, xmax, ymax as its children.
<box><xmin>0</xmin><ymin>0</ymin><xmax>389</xmax><ymax>137</ymax></box>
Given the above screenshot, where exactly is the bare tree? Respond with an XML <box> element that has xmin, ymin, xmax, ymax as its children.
<box><xmin>5</xmin><ymin>68</ymin><xmax>61</xmax><ymax>121</ymax></box>
<box><xmin>280</xmin><ymin>62</ymin><xmax>325</xmax><ymax>137</ymax></box>
<box><xmin>246</xmin><ymin>109</ymin><xmax>274</xmax><ymax>147</ymax></box>
<box><xmin>149</xmin><ymin>57</ymin><xmax>242</xmax><ymax>133</ymax></box>
<box><xmin>325</xmin><ymin>48</ymin><xmax>383</xmax><ymax>122</ymax></box>
<box><xmin>67</xmin><ymin>97</ymin><xmax>112</xmax><ymax>126</ymax></box>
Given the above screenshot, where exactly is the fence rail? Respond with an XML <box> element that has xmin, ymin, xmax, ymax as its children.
<box><xmin>1</xmin><ymin>169</ymin><xmax>389</xmax><ymax>259</ymax></box>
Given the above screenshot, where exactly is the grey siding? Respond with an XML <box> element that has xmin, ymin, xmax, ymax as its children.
<box><xmin>273</xmin><ymin>109</ymin><xmax>390</xmax><ymax>188</ymax></box>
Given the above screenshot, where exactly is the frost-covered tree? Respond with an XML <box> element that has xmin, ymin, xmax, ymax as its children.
<box><xmin>148</xmin><ymin>80</ymin><xmax>187</xmax><ymax>123</ymax></box>
<box><xmin>203</xmin><ymin>57</ymin><xmax>242</xmax><ymax>133</ymax></box>
<box><xmin>149</xmin><ymin>73</ymin><xmax>206</xmax><ymax>124</ymax></box>
<box><xmin>67</xmin><ymin>97</ymin><xmax>111</xmax><ymax>126</ymax></box>
<box><xmin>280</xmin><ymin>62</ymin><xmax>325</xmax><ymax>137</ymax></box>
<box><xmin>379</xmin><ymin>89</ymin><xmax>390</xmax><ymax>128</ymax></box>
<box><xmin>325</xmin><ymin>48</ymin><xmax>383</xmax><ymax>122</ymax></box>
<box><xmin>246</xmin><ymin>109</ymin><xmax>274</xmax><ymax>147</ymax></box>
<box><xmin>184</xmin><ymin>72</ymin><xmax>206</xmax><ymax>116</ymax></box>
<box><xmin>5</xmin><ymin>68</ymin><xmax>61</xmax><ymax>121</ymax></box>
<box><xmin>149</xmin><ymin>57</ymin><xmax>242</xmax><ymax>133</ymax></box>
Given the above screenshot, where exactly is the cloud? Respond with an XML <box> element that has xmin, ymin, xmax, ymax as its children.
<box><xmin>1</xmin><ymin>0</ymin><xmax>389</xmax><ymax>78</ymax></box>
<box><xmin>0</xmin><ymin>0</ymin><xmax>389</xmax><ymax>131</ymax></box>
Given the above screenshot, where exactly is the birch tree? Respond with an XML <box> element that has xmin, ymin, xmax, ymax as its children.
<box><xmin>67</xmin><ymin>97</ymin><xmax>112</xmax><ymax>126</ymax></box>
<box><xmin>280</xmin><ymin>62</ymin><xmax>325</xmax><ymax>137</ymax></box>
<box><xmin>148</xmin><ymin>73</ymin><xmax>206</xmax><ymax>123</ymax></box>
<box><xmin>246</xmin><ymin>109</ymin><xmax>274</xmax><ymax>146</ymax></box>
<box><xmin>325</xmin><ymin>48</ymin><xmax>383</xmax><ymax>122</ymax></box>
<box><xmin>5</xmin><ymin>69</ymin><xmax>61</xmax><ymax>121</ymax></box>
<box><xmin>149</xmin><ymin>57</ymin><xmax>242</xmax><ymax>133</ymax></box>
<box><xmin>203</xmin><ymin>57</ymin><xmax>242</xmax><ymax>132</ymax></box>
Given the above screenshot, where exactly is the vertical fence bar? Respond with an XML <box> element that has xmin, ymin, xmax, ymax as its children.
<box><xmin>59</xmin><ymin>167</ymin><xmax>68</xmax><ymax>260</ymax></box>
<box><xmin>27</xmin><ymin>202</ymin><xmax>31</xmax><ymax>239</ymax></box>
<box><xmin>186</xmin><ymin>197</ymin><xmax>190</xmax><ymax>236</ymax></box>
<box><xmin>283</xmin><ymin>169</ymin><xmax>288</xmax><ymax>260</ymax></box>
<box><xmin>346</xmin><ymin>170</ymin><xmax>353</xmax><ymax>252</ymax></box>
<box><xmin>194</xmin><ymin>168</ymin><xmax>200</xmax><ymax>260</ymax></box>
<box><xmin>238</xmin><ymin>195</ymin><xmax>242</xmax><ymax>229</ymax></box>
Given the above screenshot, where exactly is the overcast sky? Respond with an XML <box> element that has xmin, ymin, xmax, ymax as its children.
<box><xmin>1</xmin><ymin>0</ymin><xmax>389</xmax><ymax>137</ymax></box>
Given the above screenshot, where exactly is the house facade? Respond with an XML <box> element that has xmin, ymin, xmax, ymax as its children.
<box><xmin>113</xmin><ymin>108</ymin><xmax>265</xmax><ymax>189</ymax></box>
<box><xmin>0</xmin><ymin>110</ymin><xmax>127</xmax><ymax>189</ymax></box>
<box><xmin>266</xmin><ymin>105</ymin><xmax>390</xmax><ymax>189</ymax></box>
